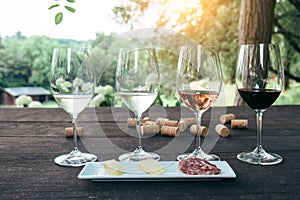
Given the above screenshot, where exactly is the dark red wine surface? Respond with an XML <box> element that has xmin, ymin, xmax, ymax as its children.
<box><xmin>238</xmin><ymin>88</ymin><xmax>280</xmax><ymax>110</ymax></box>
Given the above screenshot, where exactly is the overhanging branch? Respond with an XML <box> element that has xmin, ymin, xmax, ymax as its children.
<box><xmin>270</xmin><ymin>67</ymin><xmax>300</xmax><ymax>83</ymax></box>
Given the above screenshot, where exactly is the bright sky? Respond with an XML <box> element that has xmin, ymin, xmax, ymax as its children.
<box><xmin>0</xmin><ymin>0</ymin><xmax>135</xmax><ymax>40</ymax></box>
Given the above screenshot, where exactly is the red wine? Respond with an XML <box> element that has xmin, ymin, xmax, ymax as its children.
<box><xmin>238</xmin><ymin>89</ymin><xmax>281</xmax><ymax>110</ymax></box>
<box><xmin>178</xmin><ymin>90</ymin><xmax>219</xmax><ymax>111</ymax></box>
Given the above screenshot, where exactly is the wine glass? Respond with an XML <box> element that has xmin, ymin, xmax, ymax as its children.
<box><xmin>235</xmin><ymin>43</ymin><xmax>284</xmax><ymax>165</ymax></box>
<box><xmin>50</xmin><ymin>47</ymin><xmax>97</xmax><ymax>167</ymax></box>
<box><xmin>176</xmin><ymin>45</ymin><xmax>222</xmax><ymax>161</ymax></box>
<box><xmin>116</xmin><ymin>47</ymin><xmax>160</xmax><ymax>161</ymax></box>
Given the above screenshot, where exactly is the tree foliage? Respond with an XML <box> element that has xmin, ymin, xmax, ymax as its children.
<box><xmin>113</xmin><ymin>0</ymin><xmax>240</xmax><ymax>83</ymax></box>
<box><xmin>0</xmin><ymin>0</ymin><xmax>298</xmax><ymax>106</ymax></box>
<box><xmin>273</xmin><ymin>0</ymin><xmax>300</xmax><ymax>86</ymax></box>
<box><xmin>0</xmin><ymin>33</ymin><xmax>85</xmax><ymax>90</ymax></box>
<box><xmin>112</xmin><ymin>0</ymin><xmax>300</xmax><ymax>86</ymax></box>
<box><xmin>49</xmin><ymin>0</ymin><xmax>76</xmax><ymax>25</ymax></box>
<box><xmin>0</xmin><ymin>37</ymin><xmax>31</xmax><ymax>87</ymax></box>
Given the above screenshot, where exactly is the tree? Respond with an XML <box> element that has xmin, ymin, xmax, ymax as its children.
<box><xmin>21</xmin><ymin>36</ymin><xmax>60</xmax><ymax>87</ymax></box>
<box><xmin>112</xmin><ymin>0</ymin><xmax>241</xmax><ymax>84</ymax></box>
<box><xmin>0</xmin><ymin>35</ymin><xmax>86</xmax><ymax>90</ymax></box>
<box><xmin>273</xmin><ymin>0</ymin><xmax>300</xmax><ymax>87</ymax></box>
<box><xmin>0</xmin><ymin>37</ymin><xmax>4</xmax><ymax>49</ymax></box>
<box><xmin>236</xmin><ymin>0</ymin><xmax>300</xmax><ymax>105</ymax></box>
<box><xmin>235</xmin><ymin>0</ymin><xmax>276</xmax><ymax>105</ymax></box>
<box><xmin>238</xmin><ymin>0</ymin><xmax>275</xmax><ymax>45</ymax></box>
<box><xmin>15</xmin><ymin>31</ymin><xmax>26</xmax><ymax>40</ymax></box>
<box><xmin>46</xmin><ymin>0</ymin><xmax>299</xmax><ymax>87</ymax></box>
<box><xmin>0</xmin><ymin>38</ymin><xmax>31</xmax><ymax>88</ymax></box>
<box><xmin>112</xmin><ymin>0</ymin><xmax>299</xmax><ymax>105</ymax></box>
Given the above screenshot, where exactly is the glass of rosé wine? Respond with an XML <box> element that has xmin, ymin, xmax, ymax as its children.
<box><xmin>235</xmin><ymin>43</ymin><xmax>284</xmax><ymax>165</ymax></box>
<box><xmin>176</xmin><ymin>45</ymin><xmax>222</xmax><ymax>161</ymax></box>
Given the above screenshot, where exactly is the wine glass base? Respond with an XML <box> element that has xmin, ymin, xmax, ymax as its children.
<box><xmin>119</xmin><ymin>148</ymin><xmax>160</xmax><ymax>161</ymax></box>
<box><xmin>54</xmin><ymin>151</ymin><xmax>97</xmax><ymax>167</ymax></box>
<box><xmin>237</xmin><ymin>151</ymin><xmax>283</xmax><ymax>165</ymax></box>
<box><xmin>177</xmin><ymin>152</ymin><xmax>220</xmax><ymax>161</ymax></box>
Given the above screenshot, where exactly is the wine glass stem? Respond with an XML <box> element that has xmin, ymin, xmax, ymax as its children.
<box><xmin>256</xmin><ymin>110</ymin><xmax>265</xmax><ymax>152</ymax></box>
<box><xmin>136</xmin><ymin>114</ymin><xmax>143</xmax><ymax>149</ymax></box>
<box><xmin>195</xmin><ymin>111</ymin><xmax>202</xmax><ymax>150</ymax></box>
<box><xmin>72</xmin><ymin>116</ymin><xmax>79</xmax><ymax>153</ymax></box>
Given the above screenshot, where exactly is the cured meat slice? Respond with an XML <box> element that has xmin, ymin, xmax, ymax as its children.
<box><xmin>178</xmin><ymin>158</ymin><xmax>221</xmax><ymax>175</ymax></box>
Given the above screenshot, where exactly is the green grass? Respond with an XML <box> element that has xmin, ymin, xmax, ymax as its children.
<box><xmin>41</xmin><ymin>101</ymin><xmax>59</xmax><ymax>108</ymax></box>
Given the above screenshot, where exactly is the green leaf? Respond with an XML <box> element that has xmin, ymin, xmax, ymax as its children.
<box><xmin>55</xmin><ymin>12</ymin><xmax>63</xmax><ymax>25</ymax></box>
<box><xmin>48</xmin><ymin>4</ymin><xmax>60</xmax><ymax>10</ymax></box>
<box><xmin>66</xmin><ymin>0</ymin><xmax>76</xmax><ymax>3</ymax></box>
<box><xmin>64</xmin><ymin>6</ymin><xmax>76</xmax><ymax>13</ymax></box>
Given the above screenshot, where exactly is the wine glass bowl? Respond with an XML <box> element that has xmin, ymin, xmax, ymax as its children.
<box><xmin>116</xmin><ymin>47</ymin><xmax>160</xmax><ymax>161</ymax></box>
<box><xmin>50</xmin><ymin>47</ymin><xmax>97</xmax><ymax>167</ymax></box>
<box><xmin>235</xmin><ymin>43</ymin><xmax>284</xmax><ymax>165</ymax></box>
<box><xmin>176</xmin><ymin>45</ymin><xmax>222</xmax><ymax>161</ymax></box>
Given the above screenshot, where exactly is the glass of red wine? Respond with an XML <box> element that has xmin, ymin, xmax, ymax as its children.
<box><xmin>236</xmin><ymin>43</ymin><xmax>284</xmax><ymax>165</ymax></box>
<box><xmin>176</xmin><ymin>45</ymin><xmax>222</xmax><ymax>161</ymax></box>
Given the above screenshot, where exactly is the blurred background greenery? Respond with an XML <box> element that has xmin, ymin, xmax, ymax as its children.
<box><xmin>0</xmin><ymin>0</ymin><xmax>299</xmax><ymax>107</ymax></box>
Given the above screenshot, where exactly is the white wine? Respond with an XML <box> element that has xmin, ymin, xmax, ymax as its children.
<box><xmin>54</xmin><ymin>94</ymin><xmax>92</xmax><ymax>117</ymax></box>
<box><xmin>118</xmin><ymin>91</ymin><xmax>157</xmax><ymax>115</ymax></box>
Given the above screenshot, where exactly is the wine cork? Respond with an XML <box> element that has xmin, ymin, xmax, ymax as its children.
<box><xmin>127</xmin><ymin>118</ymin><xmax>136</xmax><ymax>127</ymax></box>
<box><xmin>128</xmin><ymin>117</ymin><xmax>152</xmax><ymax>127</ymax></box>
<box><xmin>141</xmin><ymin>124</ymin><xmax>160</xmax><ymax>134</ymax></box>
<box><xmin>189</xmin><ymin>124</ymin><xmax>209</xmax><ymax>137</ymax></box>
<box><xmin>142</xmin><ymin>117</ymin><xmax>151</xmax><ymax>123</ymax></box>
<box><xmin>156</xmin><ymin>118</ymin><xmax>169</xmax><ymax>126</ymax></box>
<box><xmin>185</xmin><ymin>117</ymin><xmax>196</xmax><ymax>125</ymax></box>
<box><xmin>231</xmin><ymin>119</ymin><xmax>248</xmax><ymax>129</ymax></box>
<box><xmin>143</xmin><ymin>121</ymin><xmax>157</xmax><ymax>125</ymax></box>
<box><xmin>215</xmin><ymin>124</ymin><xmax>230</xmax><ymax>137</ymax></box>
<box><xmin>178</xmin><ymin>119</ymin><xmax>189</xmax><ymax>132</ymax></box>
<box><xmin>178</xmin><ymin>118</ymin><xmax>196</xmax><ymax>132</ymax></box>
<box><xmin>161</xmin><ymin>126</ymin><xmax>179</xmax><ymax>137</ymax></box>
<box><xmin>164</xmin><ymin>120</ymin><xmax>178</xmax><ymax>127</ymax></box>
<box><xmin>219</xmin><ymin>113</ymin><xmax>236</xmax><ymax>124</ymax></box>
<box><xmin>64</xmin><ymin>127</ymin><xmax>83</xmax><ymax>138</ymax></box>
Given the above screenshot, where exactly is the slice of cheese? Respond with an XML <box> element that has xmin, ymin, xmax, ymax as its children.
<box><xmin>138</xmin><ymin>159</ymin><xmax>164</xmax><ymax>175</ymax></box>
<box><xmin>103</xmin><ymin>159</ymin><xmax>123</xmax><ymax>176</ymax></box>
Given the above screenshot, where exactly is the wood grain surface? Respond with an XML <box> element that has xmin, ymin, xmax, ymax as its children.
<box><xmin>0</xmin><ymin>106</ymin><xmax>299</xmax><ymax>199</ymax></box>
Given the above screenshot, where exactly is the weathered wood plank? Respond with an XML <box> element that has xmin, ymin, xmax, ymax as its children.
<box><xmin>0</xmin><ymin>106</ymin><xmax>299</xmax><ymax>200</ymax></box>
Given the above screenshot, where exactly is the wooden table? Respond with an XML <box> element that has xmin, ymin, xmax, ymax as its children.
<box><xmin>0</xmin><ymin>106</ymin><xmax>299</xmax><ymax>199</ymax></box>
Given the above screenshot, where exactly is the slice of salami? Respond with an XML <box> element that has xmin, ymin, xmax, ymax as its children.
<box><xmin>178</xmin><ymin>157</ymin><xmax>221</xmax><ymax>175</ymax></box>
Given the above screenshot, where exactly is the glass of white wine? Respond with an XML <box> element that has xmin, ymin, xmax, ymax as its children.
<box><xmin>50</xmin><ymin>47</ymin><xmax>97</xmax><ymax>167</ymax></box>
<box><xmin>116</xmin><ymin>47</ymin><xmax>160</xmax><ymax>161</ymax></box>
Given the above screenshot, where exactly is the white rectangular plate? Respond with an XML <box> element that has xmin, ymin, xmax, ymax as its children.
<box><xmin>78</xmin><ymin>161</ymin><xmax>236</xmax><ymax>181</ymax></box>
